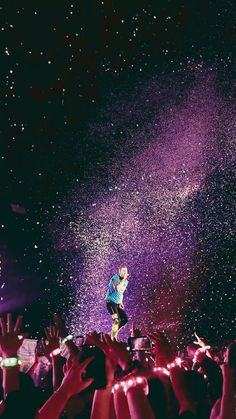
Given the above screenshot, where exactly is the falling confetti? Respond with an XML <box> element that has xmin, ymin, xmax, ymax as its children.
<box><xmin>4</xmin><ymin>47</ymin><xmax>10</xmax><ymax>56</ymax></box>
<box><xmin>1</xmin><ymin>1</ymin><xmax>235</xmax><ymax>344</ymax></box>
<box><xmin>52</xmin><ymin>68</ymin><xmax>236</xmax><ymax>348</ymax></box>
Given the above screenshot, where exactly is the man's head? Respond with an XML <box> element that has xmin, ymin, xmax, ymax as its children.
<box><xmin>119</xmin><ymin>265</ymin><xmax>128</xmax><ymax>279</ymax></box>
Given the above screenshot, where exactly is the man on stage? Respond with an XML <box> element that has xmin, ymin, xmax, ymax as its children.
<box><xmin>104</xmin><ymin>265</ymin><xmax>129</xmax><ymax>340</ymax></box>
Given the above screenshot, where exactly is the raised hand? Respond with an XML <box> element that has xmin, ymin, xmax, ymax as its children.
<box><xmin>148</xmin><ymin>330</ymin><xmax>175</xmax><ymax>365</ymax></box>
<box><xmin>52</xmin><ymin>314</ymin><xmax>79</xmax><ymax>358</ymax></box>
<box><xmin>193</xmin><ymin>332</ymin><xmax>208</xmax><ymax>348</ymax></box>
<box><xmin>42</xmin><ymin>325</ymin><xmax>60</xmax><ymax>359</ymax></box>
<box><xmin>86</xmin><ymin>332</ymin><xmax>132</xmax><ymax>371</ymax></box>
<box><xmin>193</xmin><ymin>332</ymin><xmax>213</xmax><ymax>361</ymax></box>
<box><xmin>37</xmin><ymin>355</ymin><xmax>95</xmax><ymax>418</ymax></box>
<box><xmin>221</xmin><ymin>363</ymin><xmax>235</xmax><ymax>385</ymax></box>
<box><xmin>61</xmin><ymin>355</ymin><xmax>94</xmax><ymax>398</ymax></box>
<box><xmin>130</xmin><ymin>322</ymin><xmax>142</xmax><ymax>338</ymax></box>
<box><xmin>53</xmin><ymin>314</ymin><xmax>68</xmax><ymax>339</ymax></box>
<box><xmin>224</xmin><ymin>341</ymin><xmax>236</xmax><ymax>367</ymax></box>
<box><xmin>105</xmin><ymin>356</ymin><xmax>117</xmax><ymax>388</ymax></box>
<box><xmin>0</xmin><ymin>313</ymin><xmax>27</xmax><ymax>357</ymax></box>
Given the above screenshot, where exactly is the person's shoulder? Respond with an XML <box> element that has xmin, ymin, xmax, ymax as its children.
<box><xmin>111</xmin><ymin>274</ymin><xmax>120</xmax><ymax>282</ymax></box>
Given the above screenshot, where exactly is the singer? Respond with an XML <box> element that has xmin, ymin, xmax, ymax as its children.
<box><xmin>104</xmin><ymin>265</ymin><xmax>129</xmax><ymax>340</ymax></box>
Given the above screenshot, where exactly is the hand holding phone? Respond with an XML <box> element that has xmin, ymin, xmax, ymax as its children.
<box><xmin>79</xmin><ymin>345</ymin><xmax>107</xmax><ymax>389</ymax></box>
<box><xmin>128</xmin><ymin>336</ymin><xmax>153</xmax><ymax>351</ymax></box>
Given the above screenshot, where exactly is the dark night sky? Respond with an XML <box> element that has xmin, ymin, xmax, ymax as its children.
<box><xmin>1</xmin><ymin>1</ymin><xmax>235</xmax><ymax>343</ymax></box>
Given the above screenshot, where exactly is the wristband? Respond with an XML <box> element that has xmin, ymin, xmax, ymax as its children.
<box><xmin>1</xmin><ymin>357</ymin><xmax>21</xmax><ymax>367</ymax></box>
<box><xmin>166</xmin><ymin>356</ymin><xmax>182</xmax><ymax>370</ymax></box>
<box><xmin>111</xmin><ymin>381</ymin><xmax>126</xmax><ymax>393</ymax></box>
<box><xmin>61</xmin><ymin>335</ymin><xmax>73</xmax><ymax>345</ymax></box>
<box><xmin>193</xmin><ymin>346</ymin><xmax>211</xmax><ymax>364</ymax></box>
<box><xmin>112</xmin><ymin>376</ymin><xmax>149</xmax><ymax>396</ymax></box>
<box><xmin>124</xmin><ymin>376</ymin><xmax>149</xmax><ymax>396</ymax></box>
<box><xmin>153</xmin><ymin>357</ymin><xmax>182</xmax><ymax>375</ymax></box>
<box><xmin>119</xmin><ymin>361</ymin><xmax>136</xmax><ymax>378</ymax></box>
<box><xmin>153</xmin><ymin>366</ymin><xmax>170</xmax><ymax>376</ymax></box>
<box><xmin>50</xmin><ymin>348</ymin><xmax>61</xmax><ymax>357</ymax></box>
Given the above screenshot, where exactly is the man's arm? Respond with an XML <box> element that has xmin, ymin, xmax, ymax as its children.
<box><xmin>116</xmin><ymin>281</ymin><xmax>126</xmax><ymax>292</ymax></box>
<box><xmin>116</xmin><ymin>275</ymin><xmax>129</xmax><ymax>292</ymax></box>
<box><xmin>112</xmin><ymin>276</ymin><xmax>122</xmax><ymax>291</ymax></box>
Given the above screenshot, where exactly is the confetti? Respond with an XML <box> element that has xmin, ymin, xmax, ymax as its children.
<box><xmin>2</xmin><ymin>2</ymin><xmax>235</xmax><ymax>345</ymax></box>
<box><xmin>52</xmin><ymin>70</ymin><xmax>236</xmax><ymax>347</ymax></box>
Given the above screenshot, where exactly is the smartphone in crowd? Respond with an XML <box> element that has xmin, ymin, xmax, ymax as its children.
<box><xmin>79</xmin><ymin>344</ymin><xmax>107</xmax><ymax>390</ymax></box>
<box><xmin>128</xmin><ymin>336</ymin><xmax>153</xmax><ymax>351</ymax></box>
<box><xmin>75</xmin><ymin>335</ymin><xmax>85</xmax><ymax>347</ymax></box>
<box><xmin>35</xmin><ymin>340</ymin><xmax>46</xmax><ymax>356</ymax></box>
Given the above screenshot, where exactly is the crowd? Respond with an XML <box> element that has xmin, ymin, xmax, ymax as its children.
<box><xmin>0</xmin><ymin>312</ymin><xmax>235</xmax><ymax>419</ymax></box>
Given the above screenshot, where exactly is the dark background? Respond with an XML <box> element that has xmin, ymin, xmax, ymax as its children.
<box><xmin>1</xmin><ymin>1</ymin><xmax>235</xmax><ymax>342</ymax></box>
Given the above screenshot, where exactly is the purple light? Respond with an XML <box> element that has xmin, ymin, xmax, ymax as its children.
<box><xmin>52</xmin><ymin>69</ymin><xmax>236</xmax><ymax>345</ymax></box>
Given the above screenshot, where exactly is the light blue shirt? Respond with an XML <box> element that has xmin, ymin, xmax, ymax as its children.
<box><xmin>104</xmin><ymin>274</ymin><xmax>128</xmax><ymax>304</ymax></box>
